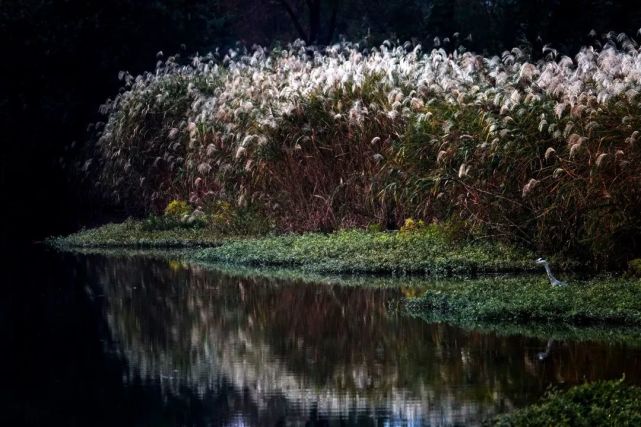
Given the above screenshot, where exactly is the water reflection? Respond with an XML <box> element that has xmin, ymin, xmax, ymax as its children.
<box><xmin>536</xmin><ymin>339</ymin><xmax>556</xmax><ymax>362</ymax></box>
<box><xmin>76</xmin><ymin>254</ymin><xmax>641</xmax><ymax>426</ymax></box>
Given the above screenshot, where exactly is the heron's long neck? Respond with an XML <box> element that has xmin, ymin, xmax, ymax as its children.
<box><xmin>543</xmin><ymin>263</ymin><xmax>557</xmax><ymax>281</ymax></box>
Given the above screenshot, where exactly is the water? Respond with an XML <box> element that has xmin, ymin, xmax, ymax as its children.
<box><xmin>4</xmin><ymin>246</ymin><xmax>641</xmax><ymax>426</ymax></box>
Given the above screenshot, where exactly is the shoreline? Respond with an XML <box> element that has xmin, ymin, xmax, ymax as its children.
<box><xmin>47</xmin><ymin>229</ymin><xmax>641</xmax><ymax>422</ymax></box>
<box><xmin>487</xmin><ymin>379</ymin><xmax>641</xmax><ymax>426</ymax></box>
<box><xmin>48</xmin><ymin>222</ymin><xmax>641</xmax><ymax>334</ymax></box>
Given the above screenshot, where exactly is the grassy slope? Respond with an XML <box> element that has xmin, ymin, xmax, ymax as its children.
<box><xmin>49</xmin><ymin>219</ymin><xmax>228</xmax><ymax>248</ymax></box>
<box><xmin>487</xmin><ymin>379</ymin><xmax>641</xmax><ymax>426</ymax></box>
<box><xmin>193</xmin><ymin>229</ymin><xmax>536</xmax><ymax>274</ymax></box>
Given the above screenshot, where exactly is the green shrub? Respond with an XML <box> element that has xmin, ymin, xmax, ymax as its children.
<box><xmin>164</xmin><ymin>199</ymin><xmax>191</xmax><ymax>218</ymax></box>
<box><xmin>366</xmin><ymin>223</ymin><xmax>383</xmax><ymax>233</ymax></box>
<box><xmin>407</xmin><ymin>275</ymin><xmax>641</xmax><ymax>325</ymax></box>
<box><xmin>194</xmin><ymin>229</ymin><xmax>534</xmax><ymax>274</ymax></box>
<box><xmin>399</xmin><ymin>218</ymin><xmax>428</xmax><ymax>234</ymax></box>
<box><xmin>488</xmin><ymin>379</ymin><xmax>641</xmax><ymax>426</ymax></box>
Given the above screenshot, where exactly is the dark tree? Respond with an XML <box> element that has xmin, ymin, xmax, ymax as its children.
<box><xmin>0</xmin><ymin>0</ymin><xmax>233</xmax><ymax>242</ymax></box>
<box><xmin>274</xmin><ymin>0</ymin><xmax>341</xmax><ymax>44</ymax></box>
<box><xmin>427</xmin><ymin>0</ymin><xmax>456</xmax><ymax>38</ymax></box>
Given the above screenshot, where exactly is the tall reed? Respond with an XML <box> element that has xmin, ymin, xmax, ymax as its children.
<box><xmin>85</xmin><ymin>35</ymin><xmax>641</xmax><ymax>266</ymax></box>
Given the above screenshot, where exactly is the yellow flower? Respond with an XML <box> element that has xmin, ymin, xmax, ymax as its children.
<box><xmin>400</xmin><ymin>218</ymin><xmax>428</xmax><ymax>234</ymax></box>
<box><xmin>164</xmin><ymin>199</ymin><xmax>190</xmax><ymax>218</ymax></box>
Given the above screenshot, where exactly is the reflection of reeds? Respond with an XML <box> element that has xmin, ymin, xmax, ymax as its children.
<box><xmin>77</xmin><ymin>254</ymin><xmax>641</xmax><ymax>424</ymax></box>
<box><xmin>87</xmin><ymin>35</ymin><xmax>641</xmax><ymax>265</ymax></box>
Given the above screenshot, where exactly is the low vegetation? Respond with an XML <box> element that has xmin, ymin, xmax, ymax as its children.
<box><xmin>51</xmin><ymin>232</ymin><xmax>641</xmax><ymax>339</ymax></box>
<box><xmin>48</xmin><ymin>219</ymin><xmax>227</xmax><ymax>248</ymax></box>
<box><xmin>53</xmin><ymin>216</ymin><xmax>640</xmax><ymax>329</ymax></box>
<box><xmin>406</xmin><ymin>275</ymin><xmax>641</xmax><ymax>326</ymax></box>
<box><xmin>50</xmin><ymin>197</ymin><xmax>271</xmax><ymax>248</ymax></box>
<box><xmin>192</xmin><ymin>227</ymin><xmax>535</xmax><ymax>275</ymax></box>
<box><xmin>488</xmin><ymin>379</ymin><xmax>641</xmax><ymax>426</ymax></box>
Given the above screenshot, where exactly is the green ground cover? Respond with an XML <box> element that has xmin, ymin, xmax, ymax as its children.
<box><xmin>49</xmin><ymin>219</ymin><xmax>229</xmax><ymax>248</ymax></box>
<box><xmin>192</xmin><ymin>228</ymin><xmax>536</xmax><ymax>275</ymax></box>
<box><xmin>51</xmin><ymin>225</ymin><xmax>640</xmax><ymax>331</ymax></box>
<box><xmin>50</xmin><ymin>243</ymin><xmax>641</xmax><ymax>346</ymax></box>
<box><xmin>406</xmin><ymin>275</ymin><xmax>641</xmax><ymax>326</ymax></box>
<box><xmin>487</xmin><ymin>379</ymin><xmax>641</xmax><ymax>426</ymax></box>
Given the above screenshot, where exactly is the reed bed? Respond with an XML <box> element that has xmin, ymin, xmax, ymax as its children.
<box><xmin>86</xmin><ymin>34</ymin><xmax>641</xmax><ymax>266</ymax></box>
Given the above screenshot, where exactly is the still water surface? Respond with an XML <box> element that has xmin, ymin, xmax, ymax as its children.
<box><xmin>4</xmin><ymin>247</ymin><xmax>641</xmax><ymax>426</ymax></box>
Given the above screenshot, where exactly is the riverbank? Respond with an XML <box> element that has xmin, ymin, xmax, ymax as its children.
<box><xmin>405</xmin><ymin>275</ymin><xmax>641</xmax><ymax>326</ymax></box>
<box><xmin>47</xmin><ymin>219</ymin><xmax>230</xmax><ymax>248</ymax></box>
<box><xmin>488</xmin><ymin>379</ymin><xmax>641</xmax><ymax>426</ymax></box>
<box><xmin>51</xmin><ymin>222</ymin><xmax>641</xmax><ymax>329</ymax></box>
<box><xmin>52</xmin><ymin>221</ymin><xmax>537</xmax><ymax>273</ymax></box>
<box><xmin>192</xmin><ymin>228</ymin><xmax>537</xmax><ymax>275</ymax></box>
<box><xmin>36</xmin><ymin>229</ymin><xmax>641</xmax><ymax>426</ymax></box>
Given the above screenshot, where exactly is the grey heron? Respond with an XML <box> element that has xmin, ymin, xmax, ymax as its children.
<box><xmin>535</xmin><ymin>258</ymin><xmax>567</xmax><ymax>286</ymax></box>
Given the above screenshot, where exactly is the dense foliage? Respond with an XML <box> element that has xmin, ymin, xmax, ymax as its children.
<box><xmin>86</xmin><ymin>37</ymin><xmax>641</xmax><ymax>266</ymax></box>
<box><xmin>4</xmin><ymin>0</ymin><xmax>640</xmax><ymax>242</ymax></box>
<box><xmin>488</xmin><ymin>379</ymin><xmax>641</xmax><ymax>426</ymax></box>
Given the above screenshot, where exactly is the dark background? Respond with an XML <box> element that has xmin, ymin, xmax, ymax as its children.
<box><xmin>2</xmin><ymin>0</ymin><xmax>640</xmax><ymax>244</ymax></box>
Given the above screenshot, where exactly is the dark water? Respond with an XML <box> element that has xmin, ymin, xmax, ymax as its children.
<box><xmin>3</xmin><ymin>246</ymin><xmax>641</xmax><ymax>426</ymax></box>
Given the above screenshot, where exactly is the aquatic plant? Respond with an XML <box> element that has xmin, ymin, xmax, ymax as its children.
<box><xmin>193</xmin><ymin>229</ymin><xmax>534</xmax><ymax>274</ymax></box>
<box><xmin>488</xmin><ymin>379</ymin><xmax>641</xmax><ymax>426</ymax></box>
<box><xmin>84</xmin><ymin>33</ymin><xmax>641</xmax><ymax>266</ymax></box>
<box><xmin>48</xmin><ymin>219</ymin><xmax>228</xmax><ymax>248</ymax></box>
<box><xmin>406</xmin><ymin>275</ymin><xmax>641</xmax><ymax>326</ymax></box>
